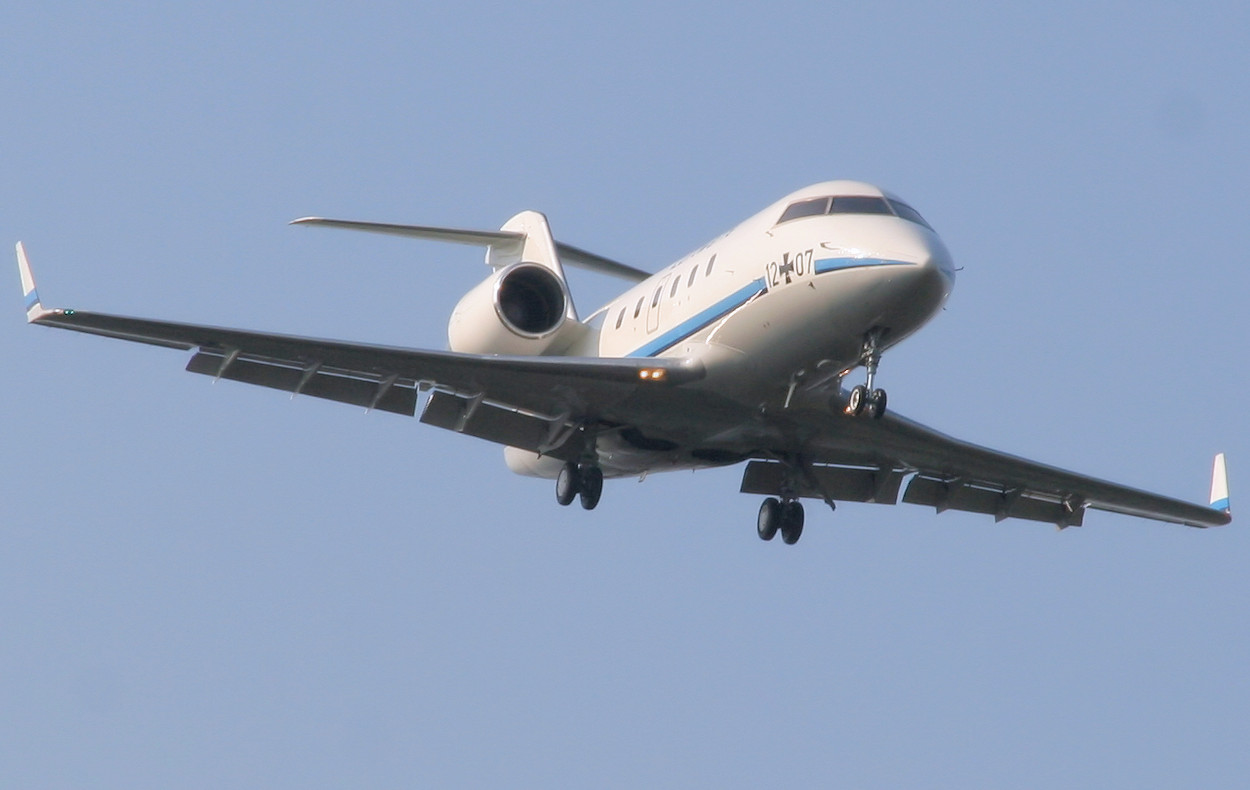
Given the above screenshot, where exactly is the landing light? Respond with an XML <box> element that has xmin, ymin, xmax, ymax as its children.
<box><xmin>639</xmin><ymin>368</ymin><xmax>667</xmax><ymax>381</ymax></box>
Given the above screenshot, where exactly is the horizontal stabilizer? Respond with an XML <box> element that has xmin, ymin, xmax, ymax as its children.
<box><xmin>290</xmin><ymin>217</ymin><xmax>520</xmax><ymax>248</ymax></box>
<box><xmin>291</xmin><ymin>216</ymin><xmax>651</xmax><ymax>283</ymax></box>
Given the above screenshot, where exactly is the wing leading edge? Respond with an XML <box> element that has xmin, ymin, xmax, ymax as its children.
<box><xmin>16</xmin><ymin>243</ymin><xmax>702</xmax><ymax>451</ymax></box>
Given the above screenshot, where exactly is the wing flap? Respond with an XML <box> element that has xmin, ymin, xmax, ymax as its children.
<box><xmin>186</xmin><ymin>351</ymin><xmax>419</xmax><ymax>415</ymax></box>
<box><xmin>419</xmin><ymin>390</ymin><xmax>561</xmax><ymax>454</ymax></box>
<box><xmin>901</xmin><ymin>475</ymin><xmax>1084</xmax><ymax>527</ymax></box>
<box><xmin>739</xmin><ymin>461</ymin><xmax>905</xmax><ymax>505</ymax></box>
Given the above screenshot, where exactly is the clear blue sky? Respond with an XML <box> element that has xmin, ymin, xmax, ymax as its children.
<box><xmin>4</xmin><ymin>2</ymin><xmax>1248</xmax><ymax>787</ymax></box>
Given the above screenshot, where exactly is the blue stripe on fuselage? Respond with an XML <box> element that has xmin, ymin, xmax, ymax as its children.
<box><xmin>627</xmin><ymin>278</ymin><xmax>767</xmax><ymax>358</ymax></box>
<box><xmin>624</xmin><ymin>258</ymin><xmax>909</xmax><ymax>358</ymax></box>
<box><xmin>814</xmin><ymin>256</ymin><xmax>908</xmax><ymax>274</ymax></box>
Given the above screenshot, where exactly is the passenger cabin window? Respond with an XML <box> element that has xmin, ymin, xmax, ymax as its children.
<box><xmin>634</xmin><ymin>296</ymin><xmax>645</xmax><ymax>318</ymax></box>
<box><xmin>687</xmin><ymin>265</ymin><xmax>698</xmax><ymax>287</ymax></box>
<box><xmin>705</xmin><ymin>254</ymin><xmax>716</xmax><ymax>276</ymax></box>
<box><xmin>615</xmin><ymin>306</ymin><xmax>626</xmax><ymax>329</ymax></box>
<box><xmin>670</xmin><ymin>276</ymin><xmax>680</xmax><ymax>298</ymax></box>
<box><xmin>651</xmin><ymin>284</ymin><xmax>663</xmax><ymax>308</ymax></box>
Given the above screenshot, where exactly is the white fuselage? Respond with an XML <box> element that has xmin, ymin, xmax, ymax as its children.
<box><xmin>587</xmin><ymin>180</ymin><xmax>955</xmax><ymax>403</ymax></box>
<box><xmin>508</xmin><ymin>180</ymin><xmax>956</xmax><ymax>479</ymax></box>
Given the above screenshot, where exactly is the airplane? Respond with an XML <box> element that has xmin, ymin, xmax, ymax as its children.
<box><xmin>16</xmin><ymin>180</ymin><xmax>1231</xmax><ymax>544</ymax></box>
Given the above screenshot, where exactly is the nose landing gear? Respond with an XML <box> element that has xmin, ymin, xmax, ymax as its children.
<box><xmin>844</xmin><ymin>329</ymin><xmax>888</xmax><ymax>419</ymax></box>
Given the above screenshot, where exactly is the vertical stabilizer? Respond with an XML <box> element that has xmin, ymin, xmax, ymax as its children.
<box><xmin>489</xmin><ymin>211</ymin><xmax>578</xmax><ymax>321</ymax></box>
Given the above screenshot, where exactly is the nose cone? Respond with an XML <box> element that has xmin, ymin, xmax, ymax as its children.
<box><xmin>916</xmin><ymin>234</ymin><xmax>956</xmax><ymax>301</ymax></box>
<box><xmin>873</xmin><ymin>223</ymin><xmax>956</xmax><ymax>304</ymax></box>
<box><xmin>886</xmin><ymin>254</ymin><xmax>953</xmax><ymax>333</ymax></box>
<box><xmin>928</xmin><ymin>235</ymin><xmax>957</xmax><ymax>291</ymax></box>
<box><xmin>840</xmin><ymin>221</ymin><xmax>955</xmax><ymax>341</ymax></box>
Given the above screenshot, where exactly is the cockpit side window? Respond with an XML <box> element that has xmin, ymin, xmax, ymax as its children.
<box><xmin>829</xmin><ymin>196</ymin><xmax>892</xmax><ymax>215</ymax></box>
<box><xmin>887</xmin><ymin>199</ymin><xmax>934</xmax><ymax>230</ymax></box>
<box><xmin>777</xmin><ymin>197</ymin><xmax>830</xmax><ymax>224</ymax></box>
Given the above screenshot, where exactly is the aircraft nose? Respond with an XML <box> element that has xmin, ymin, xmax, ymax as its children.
<box><xmin>880</xmin><ymin>226</ymin><xmax>956</xmax><ymax>296</ymax></box>
<box><xmin>921</xmin><ymin>237</ymin><xmax>956</xmax><ymax>293</ymax></box>
<box><xmin>913</xmin><ymin>241</ymin><xmax>955</xmax><ymax>304</ymax></box>
<box><xmin>868</xmin><ymin>228</ymin><xmax>956</xmax><ymax>328</ymax></box>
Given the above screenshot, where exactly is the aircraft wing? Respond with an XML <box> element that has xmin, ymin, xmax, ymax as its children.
<box><xmin>742</xmin><ymin>403</ymin><xmax>1231</xmax><ymax>529</ymax></box>
<box><xmin>17</xmin><ymin>243</ymin><xmax>701</xmax><ymax>454</ymax></box>
<box><xmin>17</xmin><ymin>242</ymin><xmax>1228</xmax><ymax>529</ymax></box>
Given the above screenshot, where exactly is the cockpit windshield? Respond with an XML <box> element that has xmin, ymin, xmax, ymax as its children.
<box><xmin>829</xmin><ymin>196</ymin><xmax>893</xmax><ymax>216</ymax></box>
<box><xmin>776</xmin><ymin>195</ymin><xmax>934</xmax><ymax>230</ymax></box>
<box><xmin>885</xmin><ymin>199</ymin><xmax>932</xmax><ymax>229</ymax></box>
<box><xmin>777</xmin><ymin>197</ymin><xmax>829</xmax><ymax>223</ymax></box>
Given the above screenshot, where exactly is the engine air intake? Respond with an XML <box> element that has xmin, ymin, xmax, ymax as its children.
<box><xmin>497</xmin><ymin>263</ymin><xmax>566</xmax><ymax>336</ymax></box>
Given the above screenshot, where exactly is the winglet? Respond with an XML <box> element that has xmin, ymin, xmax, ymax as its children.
<box><xmin>16</xmin><ymin>242</ymin><xmax>54</xmax><ymax>322</ymax></box>
<box><xmin>1210</xmin><ymin>453</ymin><xmax>1230</xmax><ymax>514</ymax></box>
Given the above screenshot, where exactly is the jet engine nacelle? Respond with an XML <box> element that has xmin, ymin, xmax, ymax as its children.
<box><xmin>448</xmin><ymin>262</ymin><xmax>582</xmax><ymax>355</ymax></box>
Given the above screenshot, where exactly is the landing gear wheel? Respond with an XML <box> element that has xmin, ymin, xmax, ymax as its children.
<box><xmin>555</xmin><ymin>462</ymin><xmax>580</xmax><ymax>507</ymax></box>
<box><xmin>578</xmin><ymin>464</ymin><xmax>604</xmax><ymax>510</ymax></box>
<box><xmin>868</xmin><ymin>388</ymin><xmax>887</xmax><ymax>420</ymax></box>
<box><xmin>845</xmin><ymin>385</ymin><xmax>867</xmax><ymax>417</ymax></box>
<box><xmin>780</xmin><ymin>501</ymin><xmax>805</xmax><ymax>545</ymax></box>
<box><xmin>758</xmin><ymin>497</ymin><xmax>781</xmax><ymax>541</ymax></box>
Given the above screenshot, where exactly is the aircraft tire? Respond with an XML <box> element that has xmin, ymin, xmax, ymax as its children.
<box><xmin>578</xmin><ymin>465</ymin><xmax>604</xmax><ymax>510</ymax></box>
<box><xmin>556</xmin><ymin>462</ymin><xmax>580</xmax><ymax>506</ymax></box>
<box><xmin>780</xmin><ymin>501</ymin><xmax>805</xmax><ymax>545</ymax></box>
<box><xmin>846</xmin><ymin>385</ymin><xmax>867</xmax><ymax>417</ymax></box>
<box><xmin>869</xmin><ymin>388</ymin><xmax>887</xmax><ymax>419</ymax></box>
<box><xmin>757</xmin><ymin>497</ymin><xmax>781</xmax><ymax>541</ymax></box>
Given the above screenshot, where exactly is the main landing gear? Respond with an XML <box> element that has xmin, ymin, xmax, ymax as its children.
<box><xmin>844</xmin><ymin>329</ymin><xmax>888</xmax><ymax>420</ymax></box>
<box><xmin>556</xmin><ymin>461</ymin><xmax>604</xmax><ymax>510</ymax></box>
<box><xmin>757</xmin><ymin>497</ymin><xmax>805</xmax><ymax>545</ymax></box>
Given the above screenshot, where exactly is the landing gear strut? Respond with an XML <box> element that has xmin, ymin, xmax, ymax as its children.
<box><xmin>556</xmin><ymin>461</ymin><xmax>603</xmax><ymax>510</ymax></box>
<box><xmin>757</xmin><ymin>497</ymin><xmax>805</xmax><ymax>545</ymax></box>
<box><xmin>844</xmin><ymin>329</ymin><xmax>888</xmax><ymax>420</ymax></box>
